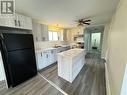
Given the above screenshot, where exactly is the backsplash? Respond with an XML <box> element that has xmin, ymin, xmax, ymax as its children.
<box><xmin>34</xmin><ymin>41</ymin><xmax>70</xmax><ymax>50</ymax></box>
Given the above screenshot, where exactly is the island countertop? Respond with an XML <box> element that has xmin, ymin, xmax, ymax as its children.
<box><xmin>57</xmin><ymin>48</ymin><xmax>85</xmax><ymax>58</ymax></box>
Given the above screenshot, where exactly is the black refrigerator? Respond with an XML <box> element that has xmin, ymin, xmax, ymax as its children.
<box><xmin>0</xmin><ymin>33</ymin><xmax>37</xmax><ymax>87</ymax></box>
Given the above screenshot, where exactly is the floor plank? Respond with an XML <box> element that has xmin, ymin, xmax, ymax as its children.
<box><xmin>0</xmin><ymin>75</ymin><xmax>63</xmax><ymax>95</ymax></box>
<box><xmin>0</xmin><ymin>53</ymin><xmax>106</xmax><ymax>95</ymax></box>
<box><xmin>40</xmin><ymin>53</ymin><xmax>106</xmax><ymax>95</ymax></box>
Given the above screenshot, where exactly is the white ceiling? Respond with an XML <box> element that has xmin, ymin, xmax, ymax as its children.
<box><xmin>15</xmin><ymin>0</ymin><xmax>120</xmax><ymax>28</ymax></box>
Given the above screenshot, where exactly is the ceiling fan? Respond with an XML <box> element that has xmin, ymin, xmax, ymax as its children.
<box><xmin>76</xmin><ymin>18</ymin><xmax>91</xmax><ymax>26</ymax></box>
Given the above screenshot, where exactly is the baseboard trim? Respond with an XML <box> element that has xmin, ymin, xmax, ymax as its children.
<box><xmin>105</xmin><ymin>63</ymin><xmax>111</xmax><ymax>95</ymax></box>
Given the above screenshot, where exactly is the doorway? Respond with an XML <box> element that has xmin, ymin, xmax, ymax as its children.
<box><xmin>84</xmin><ymin>26</ymin><xmax>104</xmax><ymax>54</ymax></box>
<box><xmin>91</xmin><ymin>32</ymin><xmax>101</xmax><ymax>53</ymax></box>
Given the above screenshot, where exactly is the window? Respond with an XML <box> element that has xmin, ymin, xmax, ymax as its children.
<box><xmin>48</xmin><ymin>31</ymin><xmax>58</xmax><ymax>41</ymax></box>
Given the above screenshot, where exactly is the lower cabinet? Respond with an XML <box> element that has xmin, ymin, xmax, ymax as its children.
<box><xmin>50</xmin><ymin>49</ymin><xmax>57</xmax><ymax>64</ymax></box>
<box><xmin>36</xmin><ymin>49</ymin><xmax>57</xmax><ymax>71</ymax></box>
<box><xmin>36</xmin><ymin>52</ymin><xmax>43</xmax><ymax>70</ymax></box>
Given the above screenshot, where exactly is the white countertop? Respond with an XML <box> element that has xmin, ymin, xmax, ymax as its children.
<box><xmin>35</xmin><ymin>48</ymin><xmax>57</xmax><ymax>53</ymax></box>
<box><xmin>58</xmin><ymin>48</ymin><xmax>84</xmax><ymax>58</ymax></box>
<box><xmin>35</xmin><ymin>45</ymin><xmax>70</xmax><ymax>53</ymax></box>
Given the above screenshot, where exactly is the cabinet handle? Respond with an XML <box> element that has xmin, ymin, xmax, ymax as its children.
<box><xmin>41</xmin><ymin>53</ymin><xmax>42</xmax><ymax>57</ymax></box>
<box><xmin>18</xmin><ymin>20</ymin><xmax>20</xmax><ymax>27</ymax></box>
<box><xmin>46</xmin><ymin>54</ymin><xmax>48</xmax><ymax>58</ymax></box>
<box><xmin>14</xmin><ymin>20</ymin><xmax>17</xmax><ymax>26</ymax></box>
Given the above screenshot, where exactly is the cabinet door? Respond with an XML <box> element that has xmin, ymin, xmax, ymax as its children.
<box><xmin>15</xmin><ymin>13</ymin><xmax>32</xmax><ymax>30</ymax></box>
<box><xmin>58</xmin><ymin>30</ymin><xmax>63</xmax><ymax>41</ymax></box>
<box><xmin>32</xmin><ymin>23</ymin><xmax>37</xmax><ymax>41</ymax></box>
<box><xmin>50</xmin><ymin>50</ymin><xmax>54</xmax><ymax>64</ymax></box>
<box><xmin>36</xmin><ymin>53</ymin><xmax>43</xmax><ymax>70</ymax></box>
<box><xmin>53</xmin><ymin>50</ymin><xmax>57</xmax><ymax>63</ymax></box>
<box><xmin>15</xmin><ymin>14</ymin><xmax>24</xmax><ymax>28</ymax></box>
<box><xmin>41</xmin><ymin>24</ymin><xmax>49</xmax><ymax>41</ymax></box>
<box><xmin>43</xmin><ymin>52</ymin><xmax>48</xmax><ymax>67</ymax></box>
<box><xmin>19</xmin><ymin>14</ymin><xmax>26</xmax><ymax>29</ymax></box>
<box><xmin>50</xmin><ymin>50</ymin><xmax>57</xmax><ymax>64</ymax></box>
<box><xmin>24</xmin><ymin>16</ymin><xmax>32</xmax><ymax>30</ymax></box>
<box><xmin>32</xmin><ymin>23</ymin><xmax>42</xmax><ymax>42</ymax></box>
<box><xmin>47</xmin><ymin>51</ymin><xmax>51</xmax><ymax>65</ymax></box>
<box><xmin>0</xmin><ymin>17</ymin><xmax>15</xmax><ymax>27</ymax></box>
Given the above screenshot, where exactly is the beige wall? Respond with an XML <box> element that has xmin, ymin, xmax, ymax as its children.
<box><xmin>102</xmin><ymin>0</ymin><xmax>127</xmax><ymax>95</ymax></box>
<box><xmin>101</xmin><ymin>24</ymin><xmax>110</xmax><ymax>59</ymax></box>
<box><xmin>0</xmin><ymin>52</ymin><xmax>5</xmax><ymax>81</ymax></box>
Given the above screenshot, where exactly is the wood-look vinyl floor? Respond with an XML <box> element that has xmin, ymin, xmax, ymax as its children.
<box><xmin>40</xmin><ymin>53</ymin><xmax>106</xmax><ymax>95</ymax></box>
<box><xmin>0</xmin><ymin>76</ymin><xmax>63</xmax><ymax>95</ymax></box>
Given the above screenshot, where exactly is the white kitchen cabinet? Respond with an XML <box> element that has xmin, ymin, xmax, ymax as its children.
<box><xmin>58</xmin><ymin>49</ymin><xmax>85</xmax><ymax>83</ymax></box>
<box><xmin>15</xmin><ymin>14</ymin><xmax>24</xmax><ymax>28</ymax></box>
<box><xmin>36</xmin><ymin>52</ymin><xmax>49</xmax><ymax>70</ymax></box>
<box><xmin>58</xmin><ymin>30</ymin><xmax>63</xmax><ymax>41</ymax></box>
<box><xmin>32</xmin><ymin>23</ymin><xmax>42</xmax><ymax>41</ymax></box>
<box><xmin>15</xmin><ymin>13</ymin><xmax>32</xmax><ymax>30</ymax></box>
<box><xmin>43</xmin><ymin>51</ymin><xmax>51</xmax><ymax>67</ymax></box>
<box><xmin>36</xmin><ymin>49</ymin><xmax>57</xmax><ymax>71</ymax></box>
<box><xmin>50</xmin><ymin>49</ymin><xmax>57</xmax><ymax>64</ymax></box>
<box><xmin>0</xmin><ymin>17</ymin><xmax>15</xmax><ymax>27</ymax></box>
<box><xmin>36</xmin><ymin>52</ymin><xmax>43</xmax><ymax>70</ymax></box>
<box><xmin>0</xmin><ymin>13</ymin><xmax>32</xmax><ymax>30</ymax></box>
<box><xmin>24</xmin><ymin>16</ymin><xmax>32</xmax><ymax>30</ymax></box>
<box><xmin>65</xmin><ymin>27</ymin><xmax>84</xmax><ymax>41</ymax></box>
<box><xmin>41</xmin><ymin>24</ymin><xmax>49</xmax><ymax>41</ymax></box>
<box><xmin>32</xmin><ymin>22</ymin><xmax>49</xmax><ymax>42</ymax></box>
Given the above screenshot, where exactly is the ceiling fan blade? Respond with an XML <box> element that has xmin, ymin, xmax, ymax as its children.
<box><xmin>84</xmin><ymin>23</ymin><xmax>90</xmax><ymax>25</ymax></box>
<box><xmin>83</xmin><ymin>19</ymin><xmax>91</xmax><ymax>22</ymax></box>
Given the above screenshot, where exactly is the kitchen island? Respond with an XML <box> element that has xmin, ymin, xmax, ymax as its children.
<box><xmin>57</xmin><ymin>48</ymin><xmax>85</xmax><ymax>83</ymax></box>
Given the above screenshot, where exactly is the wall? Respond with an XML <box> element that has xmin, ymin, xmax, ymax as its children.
<box><xmin>34</xmin><ymin>41</ymin><xmax>69</xmax><ymax>50</ymax></box>
<box><xmin>0</xmin><ymin>52</ymin><xmax>5</xmax><ymax>81</ymax></box>
<box><xmin>101</xmin><ymin>24</ymin><xmax>110</xmax><ymax>59</ymax></box>
<box><xmin>103</xmin><ymin>0</ymin><xmax>127</xmax><ymax>95</ymax></box>
<box><xmin>120</xmin><ymin>64</ymin><xmax>127</xmax><ymax>95</ymax></box>
<box><xmin>84</xmin><ymin>30</ymin><xmax>91</xmax><ymax>52</ymax></box>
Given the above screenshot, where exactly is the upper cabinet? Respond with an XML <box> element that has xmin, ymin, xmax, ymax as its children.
<box><xmin>32</xmin><ymin>22</ymin><xmax>49</xmax><ymax>42</ymax></box>
<box><xmin>41</xmin><ymin>24</ymin><xmax>49</xmax><ymax>41</ymax></box>
<box><xmin>64</xmin><ymin>27</ymin><xmax>84</xmax><ymax>41</ymax></box>
<box><xmin>58</xmin><ymin>30</ymin><xmax>63</xmax><ymax>41</ymax></box>
<box><xmin>24</xmin><ymin>16</ymin><xmax>32</xmax><ymax>30</ymax></box>
<box><xmin>0</xmin><ymin>17</ymin><xmax>15</xmax><ymax>27</ymax></box>
<box><xmin>0</xmin><ymin>13</ymin><xmax>32</xmax><ymax>30</ymax></box>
